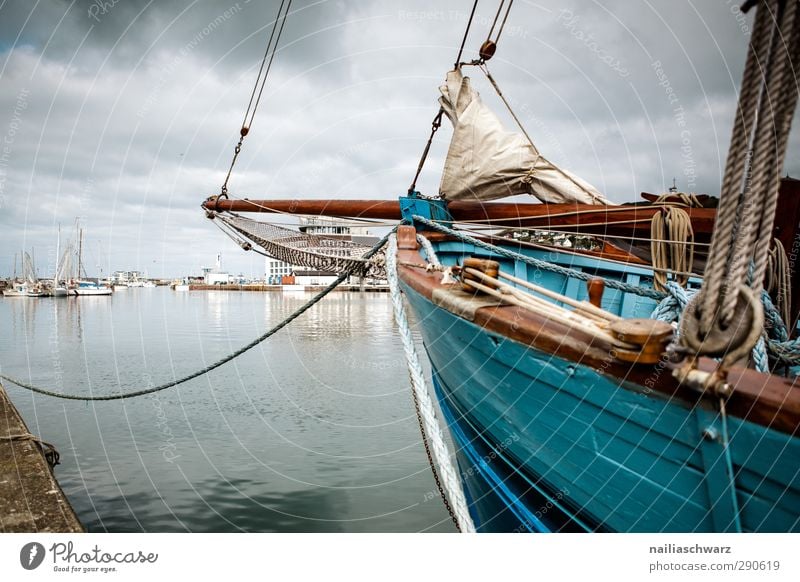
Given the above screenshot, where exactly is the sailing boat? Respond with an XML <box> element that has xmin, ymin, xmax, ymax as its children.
<box><xmin>52</xmin><ymin>225</ymin><xmax>69</xmax><ymax>297</ymax></box>
<box><xmin>72</xmin><ymin>225</ymin><xmax>112</xmax><ymax>296</ymax></box>
<box><xmin>202</xmin><ymin>1</ymin><xmax>800</xmax><ymax>532</ymax></box>
<box><xmin>3</xmin><ymin>251</ymin><xmax>45</xmax><ymax>297</ymax></box>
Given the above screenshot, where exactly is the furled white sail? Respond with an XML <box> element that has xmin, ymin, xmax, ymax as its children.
<box><xmin>438</xmin><ymin>68</ymin><xmax>609</xmax><ymax>205</ymax></box>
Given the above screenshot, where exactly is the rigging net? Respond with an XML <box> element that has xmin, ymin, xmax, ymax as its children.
<box><xmin>211</xmin><ymin>212</ymin><xmax>387</xmax><ymax>279</ymax></box>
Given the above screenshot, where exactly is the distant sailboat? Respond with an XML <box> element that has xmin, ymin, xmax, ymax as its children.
<box><xmin>52</xmin><ymin>225</ymin><xmax>69</xmax><ymax>297</ymax></box>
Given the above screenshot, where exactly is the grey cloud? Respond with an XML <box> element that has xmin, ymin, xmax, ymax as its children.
<box><xmin>1</xmin><ymin>0</ymin><xmax>799</xmax><ymax>277</ymax></box>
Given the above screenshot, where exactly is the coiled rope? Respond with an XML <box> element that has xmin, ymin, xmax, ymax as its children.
<box><xmin>765</xmin><ymin>237</ymin><xmax>792</xmax><ymax>328</ymax></box>
<box><xmin>651</xmin><ymin>281</ymin><xmax>800</xmax><ymax>372</ymax></box>
<box><xmin>0</xmin><ymin>230</ymin><xmax>394</xmax><ymax>401</ymax></box>
<box><xmin>650</xmin><ymin>205</ymin><xmax>695</xmax><ymax>292</ymax></box>
<box><xmin>386</xmin><ymin>233</ymin><xmax>476</xmax><ymax>533</ymax></box>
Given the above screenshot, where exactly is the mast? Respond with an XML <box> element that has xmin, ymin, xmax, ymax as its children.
<box><xmin>78</xmin><ymin>227</ymin><xmax>84</xmax><ymax>279</ymax></box>
<box><xmin>55</xmin><ymin>223</ymin><xmax>61</xmax><ymax>282</ymax></box>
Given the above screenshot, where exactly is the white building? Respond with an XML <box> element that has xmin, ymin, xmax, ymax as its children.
<box><xmin>110</xmin><ymin>270</ymin><xmax>145</xmax><ymax>285</ymax></box>
<box><xmin>265</xmin><ymin>256</ymin><xmax>293</xmax><ymax>284</ymax></box>
<box><xmin>202</xmin><ymin>253</ymin><xmax>232</xmax><ymax>285</ymax></box>
<box><xmin>261</xmin><ymin>218</ymin><xmax>386</xmax><ymax>287</ymax></box>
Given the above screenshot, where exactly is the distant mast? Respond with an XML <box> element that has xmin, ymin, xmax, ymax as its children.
<box><xmin>78</xmin><ymin>227</ymin><xmax>84</xmax><ymax>278</ymax></box>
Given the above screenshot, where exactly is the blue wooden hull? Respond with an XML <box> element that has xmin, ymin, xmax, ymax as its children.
<box><xmin>402</xmin><ymin>241</ymin><xmax>800</xmax><ymax>532</ymax></box>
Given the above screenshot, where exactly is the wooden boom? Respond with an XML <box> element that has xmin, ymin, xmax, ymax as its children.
<box><xmin>202</xmin><ymin>197</ymin><xmax>717</xmax><ymax>238</ymax></box>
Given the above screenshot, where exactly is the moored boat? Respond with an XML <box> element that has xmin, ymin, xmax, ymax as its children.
<box><xmin>73</xmin><ymin>280</ymin><xmax>113</xmax><ymax>296</ymax></box>
<box><xmin>199</xmin><ymin>0</ymin><xmax>800</xmax><ymax>533</ymax></box>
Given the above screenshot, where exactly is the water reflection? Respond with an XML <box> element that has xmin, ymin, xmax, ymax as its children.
<box><xmin>0</xmin><ymin>289</ymin><xmax>453</xmax><ymax>532</ymax></box>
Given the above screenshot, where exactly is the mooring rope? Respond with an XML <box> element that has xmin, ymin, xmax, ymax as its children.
<box><xmin>0</xmin><ymin>230</ymin><xmax>394</xmax><ymax>401</ymax></box>
<box><xmin>386</xmin><ymin>233</ymin><xmax>476</xmax><ymax>533</ymax></box>
<box><xmin>0</xmin><ymin>433</ymin><xmax>61</xmax><ymax>469</ymax></box>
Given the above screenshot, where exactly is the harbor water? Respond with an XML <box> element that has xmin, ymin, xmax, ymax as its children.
<box><xmin>0</xmin><ymin>288</ymin><xmax>455</xmax><ymax>532</ymax></box>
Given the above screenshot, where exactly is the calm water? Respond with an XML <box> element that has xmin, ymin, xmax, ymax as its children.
<box><xmin>0</xmin><ymin>288</ymin><xmax>455</xmax><ymax>532</ymax></box>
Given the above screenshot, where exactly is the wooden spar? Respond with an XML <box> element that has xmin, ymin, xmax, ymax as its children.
<box><xmin>202</xmin><ymin>197</ymin><xmax>718</xmax><ymax>237</ymax></box>
<box><xmin>204</xmin><ymin>198</ymin><xmax>402</xmax><ymax>219</ymax></box>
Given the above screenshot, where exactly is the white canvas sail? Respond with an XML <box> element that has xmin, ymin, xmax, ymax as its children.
<box><xmin>438</xmin><ymin>68</ymin><xmax>609</xmax><ymax>205</ymax></box>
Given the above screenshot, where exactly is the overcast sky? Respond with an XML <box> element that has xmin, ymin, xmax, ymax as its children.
<box><xmin>1</xmin><ymin>0</ymin><xmax>798</xmax><ymax>278</ymax></box>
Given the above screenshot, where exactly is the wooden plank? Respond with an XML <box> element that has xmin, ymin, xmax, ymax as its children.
<box><xmin>0</xmin><ymin>381</ymin><xmax>83</xmax><ymax>532</ymax></box>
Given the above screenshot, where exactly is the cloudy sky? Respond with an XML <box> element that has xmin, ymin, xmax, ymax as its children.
<box><xmin>1</xmin><ymin>0</ymin><xmax>798</xmax><ymax>278</ymax></box>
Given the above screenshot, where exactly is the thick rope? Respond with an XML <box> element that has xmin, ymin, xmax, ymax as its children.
<box><xmin>727</xmin><ymin>0</ymin><xmax>796</xmax><ymax>306</ymax></box>
<box><xmin>748</xmin><ymin>0</ymin><xmax>800</xmax><ymax>292</ymax></box>
<box><xmin>0</xmin><ymin>230</ymin><xmax>395</xmax><ymax>401</ymax></box>
<box><xmin>702</xmin><ymin>1</ymin><xmax>775</xmax><ymax>331</ymax></box>
<box><xmin>413</xmin><ymin>215</ymin><xmax>667</xmax><ymax>300</ymax></box>
<box><xmin>765</xmin><ymin>237</ymin><xmax>792</xmax><ymax>327</ymax></box>
<box><xmin>386</xmin><ymin>233</ymin><xmax>476</xmax><ymax>533</ymax></box>
<box><xmin>1</xmin><ymin>433</ymin><xmax>61</xmax><ymax>469</ymax></box>
<box><xmin>416</xmin><ymin>234</ymin><xmax>442</xmax><ymax>267</ymax></box>
<box><xmin>650</xmin><ymin>206</ymin><xmax>694</xmax><ymax>291</ymax></box>
<box><xmin>699</xmin><ymin>0</ymin><xmax>800</xmax><ymax>335</ymax></box>
<box><xmin>651</xmin><ymin>283</ymin><xmax>790</xmax><ymax>373</ymax></box>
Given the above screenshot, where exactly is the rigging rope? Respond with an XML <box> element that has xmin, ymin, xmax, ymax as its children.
<box><xmin>0</xmin><ymin>230</ymin><xmax>394</xmax><ymax>401</ymax></box>
<box><xmin>476</xmin><ymin>62</ymin><xmax>608</xmax><ymax>205</ymax></box>
<box><xmin>485</xmin><ymin>0</ymin><xmax>514</xmax><ymax>48</ymax></box>
<box><xmin>692</xmin><ymin>0</ymin><xmax>800</xmax><ymax>344</ymax></box>
<box><xmin>413</xmin><ymin>215</ymin><xmax>668</xmax><ymax>300</ymax></box>
<box><xmin>386</xmin><ymin>233</ymin><xmax>476</xmax><ymax>533</ymax></box>
<box><xmin>220</xmin><ymin>0</ymin><xmax>293</xmax><ymax>198</ymax></box>
<box><xmin>455</xmin><ymin>0</ymin><xmax>480</xmax><ymax>68</ymax></box>
<box><xmin>407</xmin><ymin>0</ymin><xmax>480</xmax><ymax>195</ymax></box>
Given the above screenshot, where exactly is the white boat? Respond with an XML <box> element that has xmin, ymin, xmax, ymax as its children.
<box><xmin>173</xmin><ymin>284</ymin><xmax>190</xmax><ymax>291</ymax></box>
<box><xmin>3</xmin><ymin>282</ymin><xmax>45</xmax><ymax>297</ymax></box>
<box><xmin>113</xmin><ymin>284</ymin><xmax>128</xmax><ymax>291</ymax></box>
<box><xmin>52</xmin><ymin>286</ymin><xmax>69</xmax><ymax>297</ymax></box>
<box><xmin>142</xmin><ymin>280</ymin><xmax>156</xmax><ymax>288</ymax></box>
<box><xmin>74</xmin><ymin>280</ymin><xmax>113</xmax><ymax>296</ymax></box>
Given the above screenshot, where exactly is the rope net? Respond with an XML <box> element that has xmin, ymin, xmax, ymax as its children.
<box><xmin>215</xmin><ymin>213</ymin><xmax>386</xmax><ymax>278</ymax></box>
